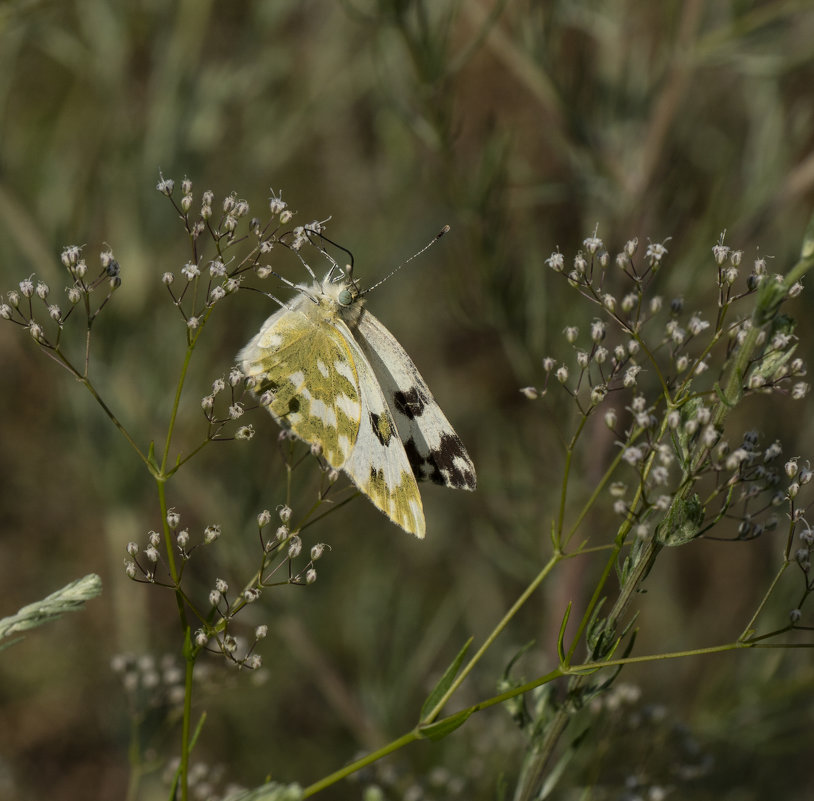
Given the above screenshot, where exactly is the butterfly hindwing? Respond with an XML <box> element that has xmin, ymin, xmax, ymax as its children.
<box><xmin>354</xmin><ymin>308</ymin><xmax>477</xmax><ymax>491</ymax></box>
<box><xmin>238</xmin><ymin>299</ymin><xmax>362</xmax><ymax>471</ymax></box>
<box><xmin>239</xmin><ymin>294</ymin><xmax>426</xmax><ymax>537</ymax></box>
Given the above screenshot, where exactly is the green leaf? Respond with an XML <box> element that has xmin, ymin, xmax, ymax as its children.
<box><xmin>556</xmin><ymin>603</ymin><xmax>571</xmax><ymax>665</ymax></box>
<box><xmin>0</xmin><ymin>574</ymin><xmax>102</xmax><ymax>645</ymax></box>
<box><xmin>418</xmin><ymin>707</ymin><xmax>473</xmax><ymax>741</ymax></box>
<box><xmin>420</xmin><ymin>637</ymin><xmax>472</xmax><ymax>720</ymax></box>
<box><xmin>655</xmin><ymin>494</ymin><xmax>705</xmax><ymax>547</ymax></box>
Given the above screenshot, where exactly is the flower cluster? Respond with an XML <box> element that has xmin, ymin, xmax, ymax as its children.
<box><xmin>1</xmin><ymin>245</ymin><xmax>121</xmax><ymax>350</ymax></box>
<box><xmin>528</xmin><ymin>231</ymin><xmax>814</xmax><ymax>627</ymax></box>
<box><xmin>122</xmin><ymin>503</ymin><xmax>329</xmax><ymax>669</ymax></box>
<box><xmin>156</xmin><ymin>176</ymin><xmax>335</xmax><ymax>342</ymax></box>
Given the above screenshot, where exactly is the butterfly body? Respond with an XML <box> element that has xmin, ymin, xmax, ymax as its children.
<box><xmin>239</xmin><ymin>266</ymin><xmax>476</xmax><ymax>538</ymax></box>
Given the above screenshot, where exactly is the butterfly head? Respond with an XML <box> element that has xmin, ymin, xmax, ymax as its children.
<box><xmin>318</xmin><ymin>263</ymin><xmax>365</xmax><ymax>325</ymax></box>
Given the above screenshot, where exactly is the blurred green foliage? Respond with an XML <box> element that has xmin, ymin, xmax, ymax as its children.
<box><xmin>2</xmin><ymin>1</ymin><xmax>814</xmax><ymax>799</ymax></box>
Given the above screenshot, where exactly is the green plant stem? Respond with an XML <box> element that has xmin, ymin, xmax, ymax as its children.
<box><xmin>305</xmin><ymin>627</ymin><xmax>814</xmax><ymax>798</ymax></box>
<box><xmin>179</xmin><ymin>638</ymin><xmax>195</xmax><ymax>801</ymax></box>
<box><xmin>739</xmin><ymin>559</ymin><xmax>791</xmax><ymax>640</ymax></box>
<box><xmin>160</xmin><ymin>340</ymin><xmax>198</xmax><ymax>474</ymax></box>
<box><xmin>554</xmin><ymin>415</ymin><xmax>587</xmax><ymax>549</ymax></box>
<box><xmin>302</xmin><ymin>731</ymin><xmax>418</xmax><ymax>797</ymax></box>
<box><xmin>42</xmin><ymin>345</ymin><xmax>150</xmax><ymax>466</ymax></box>
<box><xmin>422</xmin><ymin>553</ymin><xmax>561</xmax><ymax>724</ymax></box>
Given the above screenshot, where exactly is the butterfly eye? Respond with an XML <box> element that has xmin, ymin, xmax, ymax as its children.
<box><xmin>338</xmin><ymin>288</ymin><xmax>353</xmax><ymax>306</ymax></box>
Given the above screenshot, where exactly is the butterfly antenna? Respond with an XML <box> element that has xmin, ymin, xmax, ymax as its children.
<box><xmin>361</xmin><ymin>225</ymin><xmax>450</xmax><ymax>296</ymax></box>
<box><xmin>305</xmin><ymin>228</ymin><xmax>355</xmax><ymax>280</ymax></box>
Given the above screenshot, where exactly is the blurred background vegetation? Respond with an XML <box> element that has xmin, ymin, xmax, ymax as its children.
<box><xmin>2</xmin><ymin>1</ymin><xmax>814</xmax><ymax>799</ymax></box>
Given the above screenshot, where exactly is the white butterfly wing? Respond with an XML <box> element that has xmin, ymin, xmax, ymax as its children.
<box><xmin>239</xmin><ymin>299</ymin><xmax>426</xmax><ymax>537</ymax></box>
<box><xmin>354</xmin><ymin>308</ymin><xmax>477</xmax><ymax>491</ymax></box>
<box><xmin>338</xmin><ymin>323</ymin><xmax>426</xmax><ymax>537</ymax></box>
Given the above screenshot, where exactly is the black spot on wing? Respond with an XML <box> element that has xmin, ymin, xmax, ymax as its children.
<box><xmin>404</xmin><ymin>433</ymin><xmax>476</xmax><ymax>490</ymax></box>
<box><xmin>370</xmin><ymin>411</ymin><xmax>391</xmax><ymax>446</ymax></box>
<box><xmin>403</xmin><ymin>437</ymin><xmax>425</xmax><ymax>478</ymax></box>
<box><xmin>393</xmin><ymin>388</ymin><xmax>427</xmax><ymax>420</ymax></box>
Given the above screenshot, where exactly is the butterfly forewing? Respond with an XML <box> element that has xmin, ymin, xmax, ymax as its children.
<box><xmin>354</xmin><ymin>309</ymin><xmax>477</xmax><ymax>491</ymax></box>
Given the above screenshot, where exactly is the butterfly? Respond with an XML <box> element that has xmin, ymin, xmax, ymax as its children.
<box><xmin>238</xmin><ymin>240</ymin><xmax>476</xmax><ymax>538</ymax></box>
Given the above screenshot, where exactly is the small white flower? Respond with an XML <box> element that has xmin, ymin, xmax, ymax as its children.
<box><xmin>622</xmin><ymin>446</ymin><xmax>643</xmax><ymax>465</ymax></box>
<box><xmin>792</xmin><ymin>382</ymin><xmax>809</xmax><ymax>399</ymax></box>
<box><xmin>181</xmin><ymin>262</ymin><xmax>200</xmax><ymax>280</ymax></box>
<box><xmin>623</xmin><ymin>365</ymin><xmax>641</xmax><ymax>387</ymax></box>
<box><xmin>156</xmin><ymin>176</ymin><xmax>175</xmax><ymax>195</ymax></box>
<box><xmin>204</xmin><ymin>524</ymin><xmax>222</xmax><ymax>543</ymax></box>
<box><xmin>288</xmin><ymin>536</ymin><xmax>302</xmax><ymax>558</ymax></box>
<box><xmin>646</xmin><ymin>240</ymin><xmax>669</xmax><ymax>265</ymax></box>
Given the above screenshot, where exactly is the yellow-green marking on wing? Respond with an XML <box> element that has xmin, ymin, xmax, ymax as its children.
<box><xmin>245</xmin><ymin>311</ymin><xmax>362</xmax><ymax>470</ymax></box>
